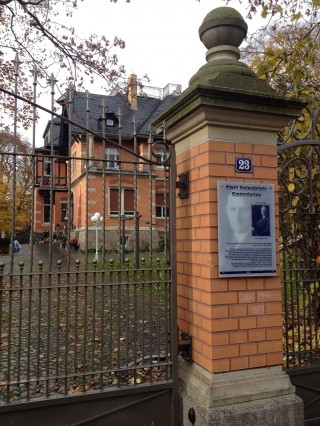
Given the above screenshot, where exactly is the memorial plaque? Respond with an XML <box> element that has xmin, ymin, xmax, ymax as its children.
<box><xmin>218</xmin><ymin>181</ymin><xmax>276</xmax><ymax>277</ymax></box>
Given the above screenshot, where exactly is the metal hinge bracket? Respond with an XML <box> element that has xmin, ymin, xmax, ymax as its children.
<box><xmin>176</xmin><ymin>171</ymin><xmax>189</xmax><ymax>199</ymax></box>
<box><xmin>178</xmin><ymin>331</ymin><xmax>192</xmax><ymax>363</ymax></box>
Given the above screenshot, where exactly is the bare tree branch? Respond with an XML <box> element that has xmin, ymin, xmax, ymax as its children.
<box><xmin>0</xmin><ymin>0</ymin><xmax>45</xmax><ymax>4</ymax></box>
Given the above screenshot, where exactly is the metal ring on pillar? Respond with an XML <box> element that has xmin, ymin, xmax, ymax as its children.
<box><xmin>188</xmin><ymin>407</ymin><xmax>196</xmax><ymax>424</ymax></box>
<box><xmin>151</xmin><ymin>139</ymin><xmax>171</xmax><ymax>165</ymax></box>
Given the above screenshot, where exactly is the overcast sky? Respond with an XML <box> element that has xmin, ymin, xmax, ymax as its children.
<box><xmin>71</xmin><ymin>0</ymin><xmax>263</xmax><ymax>91</ymax></box>
<box><xmin>25</xmin><ymin>0</ymin><xmax>266</xmax><ymax>143</ymax></box>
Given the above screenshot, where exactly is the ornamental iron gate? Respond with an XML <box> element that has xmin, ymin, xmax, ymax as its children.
<box><xmin>0</xmin><ymin>68</ymin><xmax>178</xmax><ymax>425</ymax></box>
<box><xmin>279</xmin><ymin>100</ymin><xmax>320</xmax><ymax>425</ymax></box>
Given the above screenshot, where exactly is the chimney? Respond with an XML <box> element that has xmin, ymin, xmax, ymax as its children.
<box><xmin>128</xmin><ymin>74</ymin><xmax>137</xmax><ymax>110</ymax></box>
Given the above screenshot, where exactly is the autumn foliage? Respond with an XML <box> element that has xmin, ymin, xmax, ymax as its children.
<box><xmin>0</xmin><ymin>131</ymin><xmax>32</xmax><ymax>236</ymax></box>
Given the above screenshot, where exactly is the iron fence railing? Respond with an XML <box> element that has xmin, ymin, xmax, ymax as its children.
<box><xmin>281</xmin><ymin>212</ymin><xmax>320</xmax><ymax>369</ymax></box>
<box><xmin>0</xmin><ymin>62</ymin><xmax>177</xmax><ymax>411</ymax></box>
<box><xmin>279</xmin><ymin>111</ymin><xmax>320</xmax><ymax>370</ymax></box>
<box><xmin>0</xmin><ymin>256</ymin><xmax>173</xmax><ymax>403</ymax></box>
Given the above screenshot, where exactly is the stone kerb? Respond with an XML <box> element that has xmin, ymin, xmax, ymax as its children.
<box><xmin>154</xmin><ymin>6</ymin><xmax>305</xmax><ymax>426</ymax></box>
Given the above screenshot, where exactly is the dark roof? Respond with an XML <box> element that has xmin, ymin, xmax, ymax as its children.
<box><xmin>38</xmin><ymin>117</ymin><xmax>62</xmax><ymax>151</ymax></box>
<box><xmin>64</xmin><ymin>90</ymin><xmax>180</xmax><ymax>140</ymax></box>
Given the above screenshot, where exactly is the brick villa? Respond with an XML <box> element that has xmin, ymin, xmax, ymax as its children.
<box><xmin>33</xmin><ymin>75</ymin><xmax>181</xmax><ymax>250</ymax></box>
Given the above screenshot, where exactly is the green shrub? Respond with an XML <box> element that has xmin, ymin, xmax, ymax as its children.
<box><xmin>158</xmin><ymin>237</ymin><xmax>166</xmax><ymax>252</ymax></box>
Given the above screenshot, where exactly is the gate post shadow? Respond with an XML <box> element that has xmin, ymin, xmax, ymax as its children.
<box><xmin>154</xmin><ymin>6</ymin><xmax>306</xmax><ymax>426</ymax></box>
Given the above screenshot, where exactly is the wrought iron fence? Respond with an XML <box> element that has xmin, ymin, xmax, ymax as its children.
<box><xmin>281</xmin><ymin>213</ymin><xmax>320</xmax><ymax>369</ymax></box>
<box><xmin>0</xmin><ymin>63</ymin><xmax>177</xmax><ymax>408</ymax></box>
<box><xmin>0</xmin><ymin>256</ymin><xmax>173</xmax><ymax>402</ymax></box>
<box><xmin>279</xmin><ymin>101</ymin><xmax>320</xmax><ymax>369</ymax></box>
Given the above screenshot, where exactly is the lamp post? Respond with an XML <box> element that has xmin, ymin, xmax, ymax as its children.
<box><xmin>91</xmin><ymin>212</ymin><xmax>103</xmax><ymax>262</ymax></box>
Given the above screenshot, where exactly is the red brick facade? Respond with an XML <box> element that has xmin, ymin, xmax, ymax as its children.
<box><xmin>175</xmin><ymin>139</ymin><xmax>281</xmax><ymax>373</ymax></box>
<box><xmin>34</xmin><ymin>135</ymin><xmax>168</xmax><ymax>250</ymax></box>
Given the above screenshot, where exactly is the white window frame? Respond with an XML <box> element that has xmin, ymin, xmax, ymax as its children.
<box><xmin>120</xmin><ymin>236</ymin><xmax>129</xmax><ymax>247</ymax></box>
<box><xmin>43</xmin><ymin>156</ymin><xmax>51</xmax><ymax>176</ymax></box>
<box><xmin>61</xmin><ymin>202</ymin><xmax>68</xmax><ymax>222</ymax></box>
<box><xmin>43</xmin><ymin>195</ymin><xmax>51</xmax><ymax>223</ymax></box>
<box><xmin>109</xmin><ymin>188</ymin><xmax>135</xmax><ymax>217</ymax></box>
<box><xmin>105</xmin><ymin>148</ymin><xmax>119</xmax><ymax>169</ymax></box>
<box><xmin>156</xmin><ymin>205</ymin><xmax>167</xmax><ymax>219</ymax></box>
<box><xmin>155</xmin><ymin>193</ymin><xmax>169</xmax><ymax>219</ymax></box>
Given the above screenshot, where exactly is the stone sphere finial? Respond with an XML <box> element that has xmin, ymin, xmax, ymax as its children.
<box><xmin>199</xmin><ymin>7</ymin><xmax>248</xmax><ymax>62</ymax></box>
<box><xmin>189</xmin><ymin>6</ymin><xmax>274</xmax><ymax>94</ymax></box>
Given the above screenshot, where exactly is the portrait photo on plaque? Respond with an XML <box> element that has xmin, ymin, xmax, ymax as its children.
<box><xmin>252</xmin><ymin>205</ymin><xmax>270</xmax><ymax>236</ymax></box>
<box><xmin>218</xmin><ymin>181</ymin><xmax>276</xmax><ymax>277</ymax></box>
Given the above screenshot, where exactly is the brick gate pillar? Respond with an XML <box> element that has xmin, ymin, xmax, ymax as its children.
<box><xmin>154</xmin><ymin>7</ymin><xmax>306</xmax><ymax>426</ymax></box>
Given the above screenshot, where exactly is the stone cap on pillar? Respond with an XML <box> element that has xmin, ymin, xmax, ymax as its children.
<box><xmin>153</xmin><ymin>7</ymin><xmax>306</xmax><ymax>138</ymax></box>
<box><xmin>189</xmin><ymin>6</ymin><xmax>273</xmax><ymax>95</ymax></box>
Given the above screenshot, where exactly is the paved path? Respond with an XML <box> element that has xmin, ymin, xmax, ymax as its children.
<box><xmin>0</xmin><ymin>244</ymin><xmax>92</xmax><ymax>273</ymax></box>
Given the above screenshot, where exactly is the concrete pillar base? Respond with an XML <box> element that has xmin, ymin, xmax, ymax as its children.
<box><xmin>179</xmin><ymin>359</ymin><xmax>304</xmax><ymax>426</ymax></box>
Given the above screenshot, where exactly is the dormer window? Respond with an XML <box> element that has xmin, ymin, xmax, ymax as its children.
<box><xmin>98</xmin><ymin>109</ymin><xmax>118</xmax><ymax>129</ymax></box>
